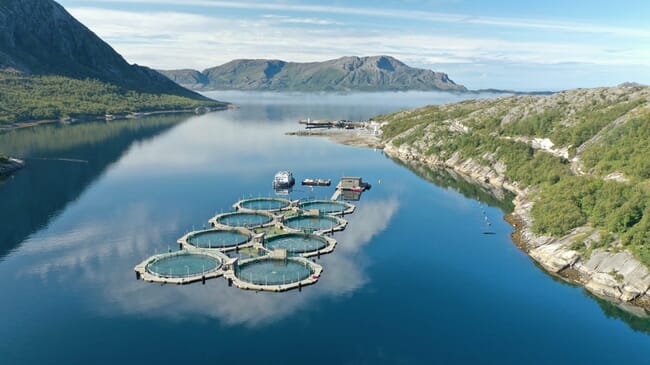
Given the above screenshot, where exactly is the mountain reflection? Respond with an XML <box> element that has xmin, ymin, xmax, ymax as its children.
<box><xmin>0</xmin><ymin>116</ymin><xmax>188</xmax><ymax>260</ymax></box>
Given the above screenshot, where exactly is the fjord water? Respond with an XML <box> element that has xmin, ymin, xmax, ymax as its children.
<box><xmin>1</xmin><ymin>91</ymin><xmax>649</xmax><ymax>364</ymax></box>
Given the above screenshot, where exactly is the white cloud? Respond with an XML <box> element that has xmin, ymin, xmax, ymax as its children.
<box><xmin>261</xmin><ymin>14</ymin><xmax>342</xmax><ymax>26</ymax></box>
<box><xmin>82</xmin><ymin>0</ymin><xmax>650</xmax><ymax>38</ymax></box>
<box><xmin>68</xmin><ymin>6</ymin><xmax>650</xmax><ymax>72</ymax></box>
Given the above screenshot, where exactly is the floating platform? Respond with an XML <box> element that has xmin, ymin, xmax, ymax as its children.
<box><xmin>283</xmin><ymin>214</ymin><xmax>347</xmax><ymax>234</ymax></box>
<box><xmin>330</xmin><ymin>176</ymin><xmax>371</xmax><ymax>201</ymax></box>
<box><xmin>225</xmin><ymin>256</ymin><xmax>323</xmax><ymax>292</ymax></box>
<box><xmin>134</xmin><ymin>250</ymin><xmax>229</xmax><ymax>285</ymax></box>
<box><xmin>298</xmin><ymin>200</ymin><xmax>355</xmax><ymax>216</ymax></box>
<box><xmin>136</xmin><ymin>193</ymin><xmax>364</xmax><ymax>291</ymax></box>
<box><xmin>210</xmin><ymin>211</ymin><xmax>276</xmax><ymax>229</ymax></box>
<box><xmin>263</xmin><ymin>232</ymin><xmax>336</xmax><ymax>257</ymax></box>
<box><xmin>301</xmin><ymin>178</ymin><xmax>331</xmax><ymax>186</ymax></box>
<box><xmin>298</xmin><ymin>119</ymin><xmax>365</xmax><ymax>130</ymax></box>
<box><xmin>178</xmin><ymin>227</ymin><xmax>253</xmax><ymax>250</ymax></box>
<box><xmin>233</xmin><ymin>197</ymin><xmax>293</xmax><ymax>212</ymax></box>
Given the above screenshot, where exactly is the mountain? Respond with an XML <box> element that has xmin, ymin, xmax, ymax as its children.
<box><xmin>0</xmin><ymin>0</ymin><xmax>225</xmax><ymax>124</ymax></box>
<box><xmin>159</xmin><ymin>56</ymin><xmax>466</xmax><ymax>92</ymax></box>
<box><xmin>377</xmin><ymin>84</ymin><xmax>650</xmax><ymax>309</ymax></box>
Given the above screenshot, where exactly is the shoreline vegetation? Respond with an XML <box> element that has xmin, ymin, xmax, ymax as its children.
<box><xmin>0</xmin><ymin>70</ymin><xmax>230</xmax><ymax>128</ymax></box>
<box><xmin>0</xmin><ymin>69</ymin><xmax>233</xmax><ymax>179</ymax></box>
<box><xmin>290</xmin><ymin>84</ymin><xmax>650</xmax><ymax>315</ymax></box>
<box><xmin>0</xmin><ymin>0</ymin><xmax>230</xmax><ymax>127</ymax></box>
<box><xmin>0</xmin><ymin>105</ymin><xmax>232</xmax><ymax>131</ymax></box>
<box><xmin>0</xmin><ymin>104</ymin><xmax>231</xmax><ymax>179</ymax></box>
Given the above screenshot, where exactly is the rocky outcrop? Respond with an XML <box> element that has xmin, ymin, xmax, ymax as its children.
<box><xmin>385</xmin><ymin>143</ymin><xmax>523</xmax><ymax>195</ymax></box>
<box><xmin>383</xmin><ymin>141</ymin><xmax>650</xmax><ymax>314</ymax></box>
<box><xmin>159</xmin><ymin>55</ymin><xmax>466</xmax><ymax>92</ymax></box>
<box><xmin>0</xmin><ymin>157</ymin><xmax>25</xmax><ymax>177</ymax></box>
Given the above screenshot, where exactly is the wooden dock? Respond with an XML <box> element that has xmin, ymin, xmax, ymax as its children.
<box><xmin>331</xmin><ymin>187</ymin><xmax>341</xmax><ymax>200</ymax></box>
<box><xmin>299</xmin><ymin>119</ymin><xmax>365</xmax><ymax>129</ymax></box>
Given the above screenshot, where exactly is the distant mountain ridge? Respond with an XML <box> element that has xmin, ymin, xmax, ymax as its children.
<box><xmin>159</xmin><ymin>56</ymin><xmax>466</xmax><ymax>92</ymax></box>
<box><xmin>0</xmin><ymin>0</ymin><xmax>224</xmax><ymax>124</ymax></box>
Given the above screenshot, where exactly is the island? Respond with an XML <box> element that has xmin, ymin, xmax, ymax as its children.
<box><xmin>159</xmin><ymin>56</ymin><xmax>466</xmax><ymax>92</ymax></box>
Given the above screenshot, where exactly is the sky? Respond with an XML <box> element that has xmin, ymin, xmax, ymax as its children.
<box><xmin>57</xmin><ymin>0</ymin><xmax>650</xmax><ymax>91</ymax></box>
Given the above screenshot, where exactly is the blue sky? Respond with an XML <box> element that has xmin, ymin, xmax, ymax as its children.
<box><xmin>58</xmin><ymin>0</ymin><xmax>650</xmax><ymax>90</ymax></box>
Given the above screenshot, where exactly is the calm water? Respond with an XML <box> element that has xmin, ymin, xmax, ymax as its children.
<box><xmin>1</xmin><ymin>91</ymin><xmax>650</xmax><ymax>364</ymax></box>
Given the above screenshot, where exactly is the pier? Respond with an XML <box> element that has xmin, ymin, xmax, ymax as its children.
<box><xmin>330</xmin><ymin>176</ymin><xmax>371</xmax><ymax>201</ymax></box>
<box><xmin>299</xmin><ymin>118</ymin><xmax>367</xmax><ymax>129</ymax></box>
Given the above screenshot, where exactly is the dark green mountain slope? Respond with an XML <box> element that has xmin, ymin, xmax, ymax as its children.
<box><xmin>0</xmin><ymin>0</ymin><xmax>225</xmax><ymax>124</ymax></box>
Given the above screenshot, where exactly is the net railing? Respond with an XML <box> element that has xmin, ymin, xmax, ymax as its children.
<box><xmin>147</xmin><ymin>254</ymin><xmax>221</xmax><ymax>279</ymax></box>
<box><xmin>234</xmin><ymin>259</ymin><xmax>313</xmax><ymax>285</ymax></box>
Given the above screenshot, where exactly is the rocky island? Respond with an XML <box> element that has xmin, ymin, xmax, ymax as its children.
<box><xmin>0</xmin><ymin>154</ymin><xmax>25</xmax><ymax>178</ymax></box>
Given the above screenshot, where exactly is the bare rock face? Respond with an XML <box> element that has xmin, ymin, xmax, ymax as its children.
<box><xmin>578</xmin><ymin>251</ymin><xmax>650</xmax><ymax>301</ymax></box>
<box><xmin>586</xmin><ymin>273</ymin><xmax>624</xmax><ymax>299</ymax></box>
<box><xmin>530</xmin><ymin>242</ymin><xmax>581</xmax><ymax>273</ymax></box>
<box><xmin>387</xmin><ymin>136</ymin><xmax>650</xmax><ymax>310</ymax></box>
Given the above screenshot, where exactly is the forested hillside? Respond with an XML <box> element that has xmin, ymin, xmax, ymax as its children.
<box><xmin>378</xmin><ymin>85</ymin><xmax>650</xmax><ymax>265</ymax></box>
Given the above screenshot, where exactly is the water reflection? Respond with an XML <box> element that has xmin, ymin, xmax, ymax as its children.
<box><xmin>594</xmin><ymin>295</ymin><xmax>650</xmax><ymax>335</ymax></box>
<box><xmin>393</xmin><ymin>158</ymin><xmax>515</xmax><ymax>212</ymax></box>
<box><xmin>15</xmin><ymin>198</ymin><xmax>398</xmax><ymax>326</ymax></box>
<box><xmin>5</xmin><ymin>91</ymin><xmax>650</xmax><ymax>364</ymax></box>
<box><xmin>0</xmin><ymin>116</ymin><xmax>186</xmax><ymax>259</ymax></box>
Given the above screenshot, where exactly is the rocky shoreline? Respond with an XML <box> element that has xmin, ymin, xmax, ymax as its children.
<box><xmin>0</xmin><ymin>105</ymin><xmax>232</xmax><ymax>131</ymax></box>
<box><xmin>0</xmin><ymin>157</ymin><xmax>26</xmax><ymax>178</ymax></box>
<box><xmin>289</xmin><ymin>118</ymin><xmax>650</xmax><ymax>315</ymax></box>
<box><xmin>286</xmin><ymin>128</ymin><xmax>385</xmax><ymax>149</ymax></box>
<box><xmin>383</xmin><ymin>142</ymin><xmax>650</xmax><ymax>316</ymax></box>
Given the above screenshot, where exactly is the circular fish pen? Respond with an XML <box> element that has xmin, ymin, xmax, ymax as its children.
<box><xmin>298</xmin><ymin>200</ymin><xmax>354</xmax><ymax>215</ymax></box>
<box><xmin>264</xmin><ymin>233</ymin><xmax>329</xmax><ymax>255</ymax></box>
<box><xmin>184</xmin><ymin>229</ymin><xmax>251</xmax><ymax>249</ymax></box>
<box><xmin>235</xmin><ymin>257</ymin><xmax>315</xmax><ymax>286</ymax></box>
<box><xmin>284</xmin><ymin>214</ymin><xmax>346</xmax><ymax>233</ymax></box>
<box><xmin>135</xmin><ymin>251</ymin><xmax>225</xmax><ymax>284</ymax></box>
<box><xmin>213</xmin><ymin>211</ymin><xmax>273</xmax><ymax>228</ymax></box>
<box><xmin>236</xmin><ymin>197</ymin><xmax>291</xmax><ymax>212</ymax></box>
<box><xmin>136</xmin><ymin>195</ymin><xmax>356</xmax><ymax>289</ymax></box>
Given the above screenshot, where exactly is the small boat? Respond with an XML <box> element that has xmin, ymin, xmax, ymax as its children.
<box><xmin>273</xmin><ymin>171</ymin><xmax>295</xmax><ymax>189</ymax></box>
<box><xmin>301</xmin><ymin>178</ymin><xmax>331</xmax><ymax>186</ymax></box>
